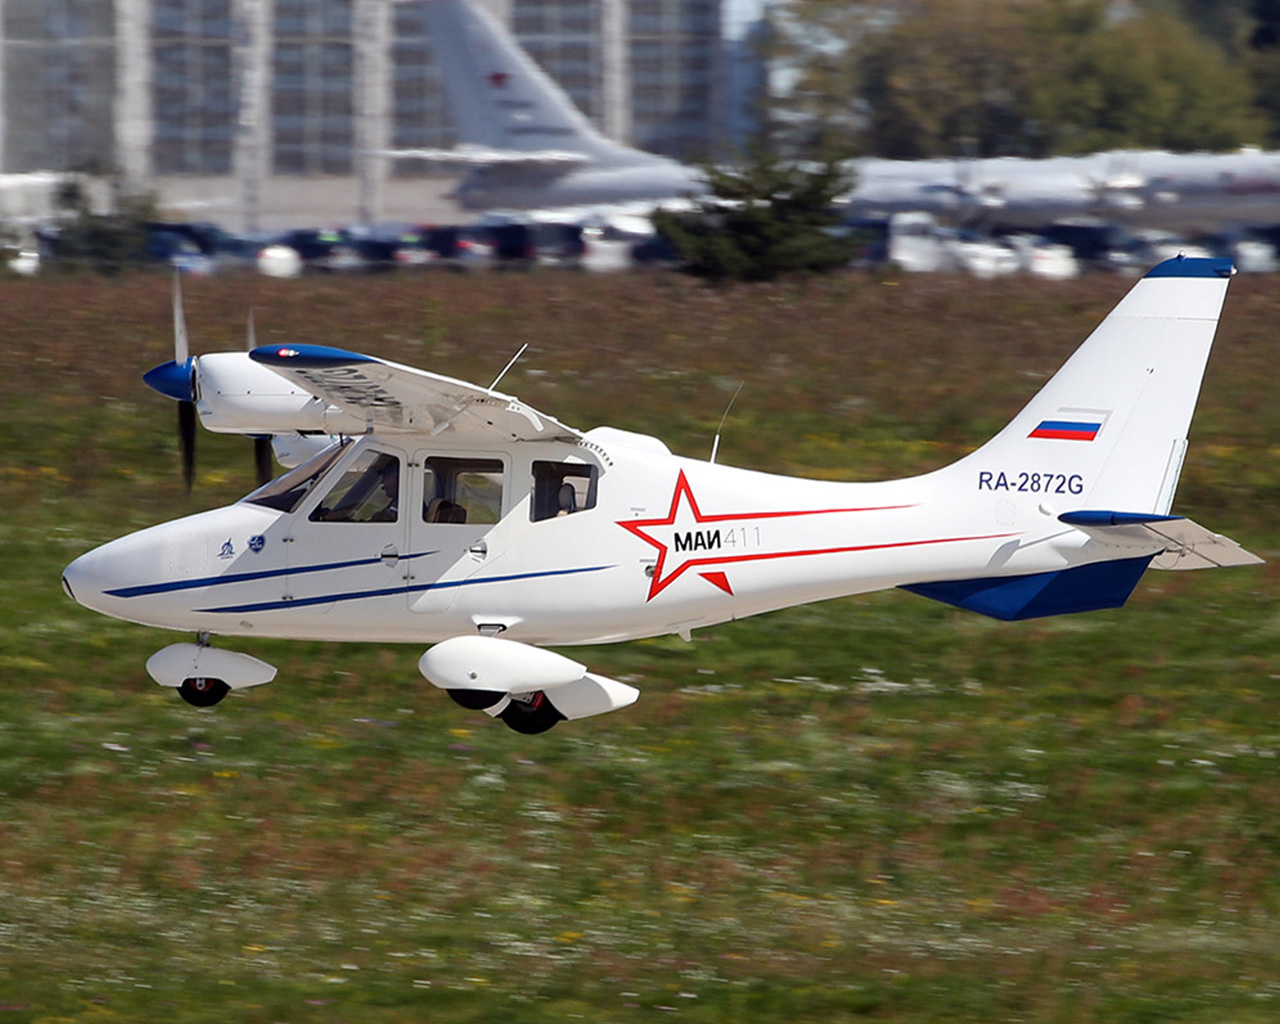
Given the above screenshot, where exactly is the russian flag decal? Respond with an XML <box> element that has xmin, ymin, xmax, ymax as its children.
<box><xmin>1028</xmin><ymin>419</ymin><xmax>1102</xmax><ymax>441</ymax></box>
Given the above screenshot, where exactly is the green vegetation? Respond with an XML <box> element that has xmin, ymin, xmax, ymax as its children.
<box><xmin>39</xmin><ymin>178</ymin><xmax>159</xmax><ymax>275</ymax></box>
<box><xmin>652</xmin><ymin>155</ymin><xmax>856</xmax><ymax>281</ymax></box>
<box><xmin>775</xmin><ymin>0</ymin><xmax>1279</xmax><ymax>157</ymax></box>
<box><xmin>1</xmin><ymin>269</ymin><xmax>1278</xmax><ymax>1022</ymax></box>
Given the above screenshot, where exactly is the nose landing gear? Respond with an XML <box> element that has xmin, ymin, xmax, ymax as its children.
<box><xmin>147</xmin><ymin>642</ymin><xmax>277</xmax><ymax>706</ymax></box>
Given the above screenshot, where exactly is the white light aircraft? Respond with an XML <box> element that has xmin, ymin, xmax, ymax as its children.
<box><xmin>63</xmin><ymin>256</ymin><xmax>1260</xmax><ymax>733</ymax></box>
<box><xmin>390</xmin><ymin>0</ymin><xmax>1280</xmax><ymax>231</ymax></box>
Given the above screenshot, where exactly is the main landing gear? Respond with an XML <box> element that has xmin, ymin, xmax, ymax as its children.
<box><xmin>178</xmin><ymin>676</ymin><xmax>231</xmax><ymax>707</ymax></box>
<box><xmin>499</xmin><ymin>691</ymin><xmax>567</xmax><ymax>735</ymax></box>
<box><xmin>445</xmin><ymin>687</ymin><xmax>567</xmax><ymax>734</ymax></box>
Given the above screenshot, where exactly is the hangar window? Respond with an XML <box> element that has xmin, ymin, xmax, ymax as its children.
<box><xmin>423</xmin><ymin>457</ymin><xmax>504</xmax><ymax>525</ymax></box>
<box><xmin>531</xmin><ymin>461</ymin><xmax>598</xmax><ymax>521</ymax></box>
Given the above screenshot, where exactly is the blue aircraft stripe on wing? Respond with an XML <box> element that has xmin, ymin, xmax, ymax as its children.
<box><xmin>250</xmin><ymin>343</ymin><xmax>377</xmax><ymax>368</ymax></box>
<box><xmin>194</xmin><ymin>564</ymin><xmax>615</xmax><ymax>615</ymax></box>
<box><xmin>1143</xmin><ymin>255</ymin><xmax>1234</xmax><ymax>279</ymax></box>
<box><xmin>105</xmin><ymin>550</ymin><xmax>440</xmax><ymax>598</ymax></box>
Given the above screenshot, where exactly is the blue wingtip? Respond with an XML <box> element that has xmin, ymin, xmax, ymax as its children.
<box><xmin>250</xmin><ymin>343</ymin><xmax>376</xmax><ymax>368</ymax></box>
<box><xmin>1143</xmin><ymin>255</ymin><xmax>1235</xmax><ymax>279</ymax></box>
<box><xmin>142</xmin><ymin>359</ymin><xmax>195</xmax><ymax>401</ymax></box>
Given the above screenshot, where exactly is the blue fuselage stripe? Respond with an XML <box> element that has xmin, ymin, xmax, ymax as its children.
<box><xmin>192</xmin><ymin>564</ymin><xmax>615</xmax><ymax>614</ymax></box>
<box><xmin>105</xmin><ymin>550</ymin><xmax>440</xmax><ymax>599</ymax></box>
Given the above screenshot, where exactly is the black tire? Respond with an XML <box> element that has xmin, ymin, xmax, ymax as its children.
<box><xmin>446</xmin><ymin>688</ymin><xmax>506</xmax><ymax>711</ymax></box>
<box><xmin>178</xmin><ymin>677</ymin><xmax>230</xmax><ymax>707</ymax></box>
<box><xmin>499</xmin><ymin>691</ymin><xmax>566</xmax><ymax>735</ymax></box>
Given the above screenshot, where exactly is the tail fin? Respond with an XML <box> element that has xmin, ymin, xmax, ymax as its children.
<box><xmin>417</xmin><ymin>0</ymin><xmax>665</xmax><ymax>169</ymax></box>
<box><xmin>906</xmin><ymin>256</ymin><xmax>1256</xmax><ymax>621</ymax></box>
<box><xmin>955</xmin><ymin>255</ymin><xmax>1235</xmax><ymax>514</ymax></box>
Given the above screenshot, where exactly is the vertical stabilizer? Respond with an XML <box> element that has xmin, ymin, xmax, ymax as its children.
<box><xmin>419</xmin><ymin>0</ymin><xmax>666</xmax><ymax>168</ymax></box>
<box><xmin>953</xmin><ymin>256</ymin><xmax>1235</xmax><ymax>514</ymax></box>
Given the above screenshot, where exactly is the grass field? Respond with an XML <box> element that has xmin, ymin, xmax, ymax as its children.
<box><xmin>1</xmin><ymin>267</ymin><xmax>1277</xmax><ymax>1022</ymax></box>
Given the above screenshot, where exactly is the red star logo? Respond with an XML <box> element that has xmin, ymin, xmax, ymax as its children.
<box><xmin>617</xmin><ymin>470</ymin><xmax>925</xmax><ymax>602</ymax></box>
<box><xmin>488</xmin><ymin>71</ymin><xmax>511</xmax><ymax>88</ymax></box>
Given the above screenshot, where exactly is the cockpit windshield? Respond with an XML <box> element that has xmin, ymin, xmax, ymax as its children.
<box><xmin>243</xmin><ymin>439</ymin><xmax>352</xmax><ymax>513</ymax></box>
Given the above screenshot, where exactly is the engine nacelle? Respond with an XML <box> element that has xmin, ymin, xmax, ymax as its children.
<box><xmin>146</xmin><ymin>643</ymin><xmax>277</xmax><ymax>690</ymax></box>
<box><xmin>419</xmin><ymin>636</ymin><xmax>639</xmax><ymax>722</ymax></box>
<box><xmin>194</xmin><ymin>352</ymin><xmax>368</xmax><ymax>435</ymax></box>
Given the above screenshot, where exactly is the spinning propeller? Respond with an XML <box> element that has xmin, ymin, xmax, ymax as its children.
<box><xmin>142</xmin><ymin>275</ymin><xmax>274</xmax><ymax>493</ymax></box>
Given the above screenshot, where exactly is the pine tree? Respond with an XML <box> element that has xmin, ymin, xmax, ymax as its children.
<box><xmin>652</xmin><ymin>155</ymin><xmax>856</xmax><ymax>282</ymax></box>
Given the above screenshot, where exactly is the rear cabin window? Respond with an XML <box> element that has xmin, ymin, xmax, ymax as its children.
<box><xmin>423</xmin><ymin>457</ymin><xmax>504</xmax><ymax>525</ymax></box>
<box><xmin>531</xmin><ymin>461</ymin><xmax>598</xmax><ymax>521</ymax></box>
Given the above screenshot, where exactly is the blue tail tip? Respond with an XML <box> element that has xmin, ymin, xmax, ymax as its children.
<box><xmin>1144</xmin><ymin>255</ymin><xmax>1235</xmax><ymax>279</ymax></box>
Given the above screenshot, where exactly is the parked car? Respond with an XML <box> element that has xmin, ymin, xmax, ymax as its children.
<box><xmin>841</xmin><ymin>212</ymin><xmax>947</xmax><ymax>272</ymax></box>
<box><xmin>940</xmin><ymin>229</ymin><xmax>1021</xmax><ymax>279</ymax></box>
<box><xmin>1036</xmin><ymin>220</ymin><xmax>1143</xmax><ymax>273</ymax></box>
<box><xmin>146</xmin><ymin>229</ymin><xmax>215</xmax><ymax>275</ymax></box>
<box><xmin>3</xmin><ymin>245</ymin><xmax>39</xmax><ymax>276</ymax></box>
<box><xmin>270</xmin><ymin>229</ymin><xmax>365</xmax><ymax>273</ymax></box>
<box><xmin>1002</xmin><ymin>234</ymin><xmax>1080</xmax><ymax>280</ymax></box>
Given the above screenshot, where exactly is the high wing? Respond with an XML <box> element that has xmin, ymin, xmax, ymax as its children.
<box><xmin>248</xmin><ymin>343</ymin><xmax>582</xmax><ymax>444</ymax></box>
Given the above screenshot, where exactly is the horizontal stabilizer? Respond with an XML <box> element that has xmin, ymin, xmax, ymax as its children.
<box><xmin>384</xmin><ymin>145</ymin><xmax>588</xmax><ymax>168</ymax></box>
<box><xmin>1146</xmin><ymin>519</ymin><xmax>1263</xmax><ymax>570</ymax></box>
<box><xmin>1059</xmin><ymin>510</ymin><xmax>1263</xmax><ymax>570</ymax></box>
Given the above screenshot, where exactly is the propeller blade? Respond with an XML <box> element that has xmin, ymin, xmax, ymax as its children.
<box><xmin>178</xmin><ymin>399</ymin><xmax>197</xmax><ymax>494</ymax></box>
<box><xmin>254</xmin><ymin>436</ymin><xmax>273</xmax><ymax>486</ymax></box>
<box><xmin>246</xmin><ymin>311</ymin><xmax>275</xmax><ymax>485</ymax></box>
<box><xmin>173</xmin><ymin>271</ymin><xmax>189</xmax><ymax>365</ymax></box>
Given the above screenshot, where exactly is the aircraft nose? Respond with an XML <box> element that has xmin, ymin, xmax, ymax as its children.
<box><xmin>62</xmin><ymin>547</ymin><xmax>113</xmax><ymax>615</ymax></box>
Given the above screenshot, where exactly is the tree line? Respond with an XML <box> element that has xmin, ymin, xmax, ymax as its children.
<box><xmin>765</xmin><ymin>0</ymin><xmax>1280</xmax><ymax>160</ymax></box>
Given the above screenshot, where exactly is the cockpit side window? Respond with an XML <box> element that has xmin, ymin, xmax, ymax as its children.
<box><xmin>310</xmin><ymin>450</ymin><xmax>401</xmax><ymax>523</ymax></box>
<box><xmin>423</xmin><ymin>457</ymin><xmax>504</xmax><ymax>525</ymax></box>
<box><xmin>244</xmin><ymin>439</ymin><xmax>351</xmax><ymax>513</ymax></box>
<box><xmin>531</xmin><ymin>461</ymin><xmax>598</xmax><ymax>521</ymax></box>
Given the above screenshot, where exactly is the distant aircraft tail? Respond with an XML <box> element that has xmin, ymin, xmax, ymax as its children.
<box><xmin>414</xmin><ymin>0</ymin><xmax>665</xmax><ymax>170</ymax></box>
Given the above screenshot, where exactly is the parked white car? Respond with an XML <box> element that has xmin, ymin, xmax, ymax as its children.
<box><xmin>941</xmin><ymin>229</ymin><xmax>1021</xmax><ymax>279</ymax></box>
<box><xmin>885</xmin><ymin>212</ymin><xmax>949</xmax><ymax>273</ymax></box>
<box><xmin>1003</xmin><ymin>234</ymin><xmax>1080</xmax><ymax>279</ymax></box>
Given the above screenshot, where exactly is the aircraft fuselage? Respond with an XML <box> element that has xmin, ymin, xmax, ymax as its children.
<box><xmin>63</xmin><ymin>429</ymin><xmax>1097</xmax><ymax>648</ymax></box>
